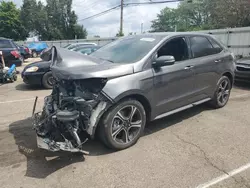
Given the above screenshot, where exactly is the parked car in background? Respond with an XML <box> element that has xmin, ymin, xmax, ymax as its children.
<box><xmin>33</xmin><ymin>32</ymin><xmax>235</xmax><ymax>153</ymax></box>
<box><xmin>21</xmin><ymin>46</ymin><xmax>97</xmax><ymax>89</ymax></box>
<box><xmin>22</xmin><ymin>60</ymin><xmax>53</xmax><ymax>89</ymax></box>
<box><xmin>27</xmin><ymin>42</ymin><xmax>49</xmax><ymax>57</ymax></box>
<box><xmin>0</xmin><ymin>37</ymin><xmax>23</xmax><ymax>67</ymax></box>
<box><xmin>16</xmin><ymin>44</ymin><xmax>31</xmax><ymax>60</ymax></box>
<box><xmin>235</xmin><ymin>58</ymin><xmax>250</xmax><ymax>82</ymax></box>
<box><xmin>65</xmin><ymin>42</ymin><xmax>97</xmax><ymax>50</ymax></box>
<box><xmin>73</xmin><ymin>45</ymin><xmax>101</xmax><ymax>55</ymax></box>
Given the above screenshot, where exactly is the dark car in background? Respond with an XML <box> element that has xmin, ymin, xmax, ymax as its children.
<box><xmin>73</xmin><ymin>45</ymin><xmax>101</xmax><ymax>55</ymax></box>
<box><xmin>33</xmin><ymin>33</ymin><xmax>235</xmax><ymax>153</ymax></box>
<box><xmin>21</xmin><ymin>46</ymin><xmax>98</xmax><ymax>89</ymax></box>
<box><xmin>0</xmin><ymin>38</ymin><xmax>23</xmax><ymax>67</ymax></box>
<box><xmin>235</xmin><ymin>58</ymin><xmax>250</xmax><ymax>82</ymax></box>
<box><xmin>16</xmin><ymin>44</ymin><xmax>31</xmax><ymax>60</ymax></box>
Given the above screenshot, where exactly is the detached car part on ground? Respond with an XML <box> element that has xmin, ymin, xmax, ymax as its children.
<box><xmin>33</xmin><ymin>33</ymin><xmax>235</xmax><ymax>154</ymax></box>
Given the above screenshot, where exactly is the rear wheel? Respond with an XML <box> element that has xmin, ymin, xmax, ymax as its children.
<box><xmin>42</xmin><ymin>72</ymin><xmax>54</xmax><ymax>89</ymax></box>
<box><xmin>99</xmin><ymin>99</ymin><xmax>146</xmax><ymax>150</ymax></box>
<box><xmin>210</xmin><ymin>76</ymin><xmax>232</xmax><ymax>108</ymax></box>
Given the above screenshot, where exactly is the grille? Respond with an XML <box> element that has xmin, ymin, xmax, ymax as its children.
<box><xmin>237</xmin><ymin>66</ymin><xmax>250</xmax><ymax>72</ymax></box>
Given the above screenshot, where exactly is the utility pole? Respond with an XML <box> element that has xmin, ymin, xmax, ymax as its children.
<box><xmin>141</xmin><ymin>23</ymin><xmax>144</xmax><ymax>33</ymax></box>
<box><xmin>120</xmin><ymin>0</ymin><xmax>124</xmax><ymax>35</ymax></box>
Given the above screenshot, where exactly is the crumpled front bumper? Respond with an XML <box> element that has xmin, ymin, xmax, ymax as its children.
<box><xmin>36</xmin><ymin>134</ymin><xmax>89</xmax><ymax>154</ymax></box>
<box><xmin>32</xmin><ymin>111</ymin><xmax>89</xmax><ymax>155</ymax></box>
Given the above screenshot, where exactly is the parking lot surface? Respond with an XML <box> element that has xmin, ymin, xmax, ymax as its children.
<box><xmin>0</xmin><ymin>62</ymin><xmax>250</xmax><ymax>188</ymax></box>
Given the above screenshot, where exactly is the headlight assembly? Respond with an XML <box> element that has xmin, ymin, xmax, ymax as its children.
<box><xmin>25</xmin><ymin>66</ymin><xmax>39</xmax><ymax>73</ymax></box>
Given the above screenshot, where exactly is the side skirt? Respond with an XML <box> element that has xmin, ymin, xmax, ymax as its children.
<box><xmin>154</xmin><ymin>98</ymin><xmax>211</xmax><ymax>120</ymax></box>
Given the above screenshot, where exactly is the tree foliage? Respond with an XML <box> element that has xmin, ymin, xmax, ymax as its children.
<box><xmin>0</xmin><ymin>1</ymin><xmax>28</xmax><ymax>40</ymax></box>
<box><xmin>20</xmin><ymin>0</ymin><xmax>87</xmax><ymax>40</ymax></box>
<box><xmin>151</xmin><ymin>0</ymin><xmax>250</xmax><ymax>32</ymax></box>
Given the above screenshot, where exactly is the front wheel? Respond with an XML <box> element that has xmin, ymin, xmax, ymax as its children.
<box><xmin>99</xmin><ymin>99</ymin><xmax>146</xmax><ymax>150</ymax></box>
<box><xmin>42</xmin><ymin>72</ymin><xmax>54</xmax><ymax>89</ymax></box>
<box><xmin>210</xmin><ymin>76</ymin><xmax>232</xmax><ymax>108</ymax></box>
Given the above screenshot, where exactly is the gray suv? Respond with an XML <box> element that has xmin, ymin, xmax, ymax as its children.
<box><xmin>33</xmin><ymin>32</ymin><xmax>235</xmax><ymax>153</ymax></box>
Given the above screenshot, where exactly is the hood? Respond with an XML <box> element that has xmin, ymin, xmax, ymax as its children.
<box><xmin>236</xmin><ymin>59</ymin><xmax>250</xmax><ymax>65</ymax></box>
<box><xmin>47</xmin><ymin>47</ymin><xmax>134</xmax><ymax>80</ymax></box>
<box><xmin>25</xmin><ymin>60</ymin><xmax>51</xmax><ymax>68</ymax></box>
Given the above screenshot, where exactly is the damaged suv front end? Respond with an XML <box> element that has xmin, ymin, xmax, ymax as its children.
<box><xmin>32</xmin><ymin>46</ymin><xmax>134</xmax><ymax>153</ymax></box>
<box><xmin>33</xmin><ymin>78</ymin><xmax>111</xmax><ymax>154</ymax></box>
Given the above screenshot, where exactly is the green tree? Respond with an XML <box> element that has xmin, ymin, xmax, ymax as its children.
<box><xmin>20</xmin><ymin>0</ymin><xmax>87</xmax><ymax>40</ymax></box>
<box><xmin>151</xmin><ymin>7</ymin><xmax>177</xmax><ymax>32</ymax></box>
<box><xmin>151</xmin><ymin>0</ymin><xmax>250</xmax><ymax>32</ymax></box>
<box><xmin>116</xmin><ymin>30</ymin><xmax>124</xmax><ymax>37</ymax></box>
<box><xmin>0</xmin><ymin>1</ymin><xmax>28</xmax><ymax>40</ymax></box>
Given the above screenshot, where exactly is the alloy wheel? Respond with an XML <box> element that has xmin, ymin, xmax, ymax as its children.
<box><xmin>217</xmin><ymin>79</ymin><xmax>230</xmax><ymax>105</ymax></box>
<box><xmin>111</xmin><ymin>105</ymin><xmax>142</xmax><ymax>145</ymax></box>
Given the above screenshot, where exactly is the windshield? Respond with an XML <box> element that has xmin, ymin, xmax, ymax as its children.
<box><xmin>90</xmin><ymin>35</ymin><xmax>165</xmax><ymax>64</ymax></box>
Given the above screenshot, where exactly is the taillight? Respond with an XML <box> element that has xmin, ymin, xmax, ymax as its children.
<box><xmin>11</xmin><ymin>50</ymin><xmax>20</xmax><ymax>58</ymax></box>
<box><xmin>25</xmin><ymin>48</ymin><xmax>29</xmax><ymax>53</ymax></box>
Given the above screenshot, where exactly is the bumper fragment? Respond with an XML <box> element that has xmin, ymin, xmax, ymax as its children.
<box><xmin>36</xmin><ymin>135</ymin><xmax>89</xmax><ymax>154</ymax></box>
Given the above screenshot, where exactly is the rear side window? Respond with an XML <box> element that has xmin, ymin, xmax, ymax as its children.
<box><xmin>209</xmin><ymin>38</ymin><xmax>223</xmax><ymax>54</ymax></box>
<box><xmin>189</xmin><ymin>36</ymin><xmax>216</xmax><ymax>58</ymax></box>
<box><xmin>0</xmin><ymin>40</ymin><xmax>13</xmax><ymax>48</ymax></box>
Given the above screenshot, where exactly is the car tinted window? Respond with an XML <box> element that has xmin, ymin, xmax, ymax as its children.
<box><xmin>91</xmin><ymin>35</ymin><xmax>165</xmax><ymax>64</ymax></box>
<box><xmin>190</xmin><ymin>36</ymin><xmax>215</xmax><ymax>58</ymax></box>
<box><xmin>157</xmin><ymin>37</ymin><xmax>189</xmax><ymax>62</ymax></box>
<box><xmin>209</xmin><ymin>38</ymin><xmax>223</xmax><ymax>54</ymax></box>
<box><xmin>0</xmin><ymin>40</ymin><xmax>13</xmax><ymax>48</ymax></box>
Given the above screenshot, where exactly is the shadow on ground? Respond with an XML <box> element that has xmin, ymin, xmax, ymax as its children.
<box><xmin>8</xmin><ymin>104</ymin><xmax>211</xmax><ymax>179</ymax></box>
<box><xmin>15</xmin><ymin>83</ymin><xmax>49</xmax><ymax>91</ymax></box>
<box><xmin>234</xmin><ymin>81</ymin><xmax>250</xmax><ymax>91</ymax></box>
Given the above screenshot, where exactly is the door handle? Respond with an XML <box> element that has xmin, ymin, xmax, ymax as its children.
<box><xmin>215</xmin><ymin>59</ymin><xmax>222</xmax><ymax>63</ymax></box>
<box><xmin>184</xmin><ymin>65</ymin><xmax>194</xmax><ymax>70</ymax></box>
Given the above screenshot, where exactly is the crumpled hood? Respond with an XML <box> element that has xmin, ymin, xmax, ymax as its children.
<box><xmin>47</xmin><ymin>47</ymin><xmax>134</xmax><ymax>80</ymax></box>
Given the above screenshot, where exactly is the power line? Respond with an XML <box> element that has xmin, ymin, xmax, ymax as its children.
<box><xmin>79</xmin><ymin>5</ymin><xmax>121</xmax><ymax>21</ymax></box>
<box><xmin>79</xmin><ymin>0</ymin><xmax>184</xmax><ymax>21</ymax></box>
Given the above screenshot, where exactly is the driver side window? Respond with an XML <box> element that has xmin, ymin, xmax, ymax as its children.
<box><xmin>157</xmin><ymin>37</ymin><xmax>189</xmax><ymax>62</ymax></box>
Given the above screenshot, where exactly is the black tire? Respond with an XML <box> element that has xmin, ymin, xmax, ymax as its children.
<box><xmin>209</xmin><ymin>76</ymin><xmax>232</xmax><ymax>108</ymax></box>
<box><xmin>13</xmin><ymin>74</ymin><xmax>17</xmax><ymax>81</ymax></box>
<box><xmin>42</xmin><ymin>72</ymin><xmax>54</xmax><ymax>89</ymax></box>
<box><xmin>99</xmin><ymin>99</ymin><xmax>146</xmax><ymax>150</ymax></box>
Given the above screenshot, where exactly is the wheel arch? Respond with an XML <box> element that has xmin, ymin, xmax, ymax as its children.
<box><xmin>222</xmin><ymin>72</ymin><xmax>234</xmax><ymax>88</ymax></box>
<box><xmin>93</xmin><ymin>91</ymin><xmax>152</xmax><ymax>139</ymax></box>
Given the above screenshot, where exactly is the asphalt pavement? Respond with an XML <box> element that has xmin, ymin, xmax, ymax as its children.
<box><xmin>0</xmin><ymin>61</ymin><xmax>250</xmax><ymax>188</ymax></box>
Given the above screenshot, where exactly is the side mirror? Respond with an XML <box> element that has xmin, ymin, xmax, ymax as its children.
<box><xmin>152</xmin><ymin>56</ymin><xmax>175</xmax><ymax>67</ymax></box>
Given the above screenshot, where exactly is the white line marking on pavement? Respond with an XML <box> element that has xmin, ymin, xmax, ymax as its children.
<box><xmin>0</xmin><ymin>98</ymin><xmax>39</xmax><ymax>104</ymax></box>
<box><xmin>196</xmin><ymin>162</ymin><xmax>250</xmax><ymax>188</ymax></box>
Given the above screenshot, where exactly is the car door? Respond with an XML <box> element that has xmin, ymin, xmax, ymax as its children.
<box><xmin>188</xmin><ymin>35</ymin><xmax>223</xmax><ymax>100</ymax></box>
<box><xmin>152</xmin><ymin>36</ymin><xmax>197</xmax><ymax>118</ymax></box>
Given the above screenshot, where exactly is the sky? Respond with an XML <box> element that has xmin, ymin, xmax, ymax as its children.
<box><xmin>11</xmin><ymin>0</ymin><xmax>178</xmax><ymax>37</ymax></box>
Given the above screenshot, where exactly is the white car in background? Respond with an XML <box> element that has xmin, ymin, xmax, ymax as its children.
<box><xmin>64</xmin><ymin>42</ymin><xmax>97</xmax><ymax>51</ymax></box>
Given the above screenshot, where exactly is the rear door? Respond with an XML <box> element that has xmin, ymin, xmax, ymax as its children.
<box><xmin>187</xmin><ymin>35</ymin><xmax>223</xmax><ymax>100</ymax></box>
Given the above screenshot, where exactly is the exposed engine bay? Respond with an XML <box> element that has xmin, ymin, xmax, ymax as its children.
<box><xmin>33</xmin><ymin>78</ymin><xmax>112</xmax><ymax>154</ymax></box>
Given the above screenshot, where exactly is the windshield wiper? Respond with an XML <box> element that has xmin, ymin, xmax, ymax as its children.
<box><xmin>99</xmin><ymin>57</ymin><xmax>114</xmax><ymax>63</ymax></box>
